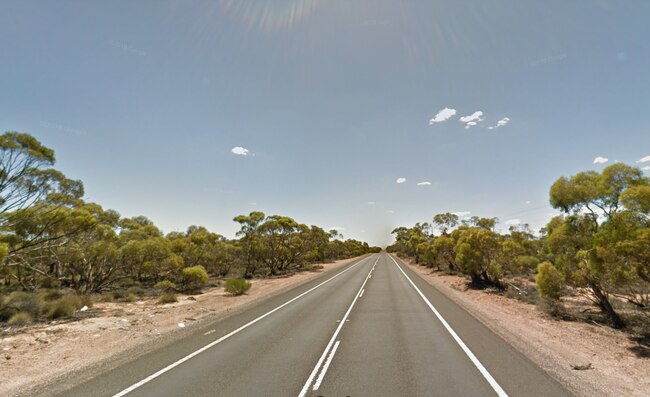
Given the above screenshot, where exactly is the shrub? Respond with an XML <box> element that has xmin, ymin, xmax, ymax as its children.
<box><xmin>157</xmin><ymin>293</ymin><xmax>177</xmax><ymax>304</ymax></box>
<box><xmin>100</xmin><ymin>293</ymin><xmax>114</xmax><ymax>302</ymax></box>
<box><xmin>154</xmin><ymin>280</ymin><xmax>176</xmax><ymax>293</ymax></box>
<box><xmin>515</xmin><ymin>255</ymin><xmax>540</xmax><ymax>274</ymax></box>
<box><xmin>180</xmin><ymin>266</ymin><xmax>209</xmax><ymax>292</ymax></box>
<box><xmin>1</xmin><ymin>292</ymin><xmax>42</xmax><ymax>321</ymax></box>
<box><xmin>126</xmin><ymin>286</ymin><xmax>145</xmax><ymax>297</ymax></box>
<box><xmin>41</xmin><ymin>290</ymin><xmax>63</xmax><ymax>301</ymax></box>
<box><xmin>0</xmin><ymin>243</ymin><xmax>7</xmax><ymax>266</ymax></box>
<box><xmin>8</xmin><ymin>311</ymin><xmax>33</xmax><ymax>326</ymax></box>
<box><xmin>123</xmin><ymin>294</ymin><xmax>137</xmax><ymax>303</ymax></box>
<box><xmin>79</xmin><ymin>295</ymin><xmax>93</xmax><ymax>308</ymax></box>
<box><xmin>535</xmin><ymin>262</ymin><xmax>564</xmax><ymax>300</ymax></box>
<box><xmin>224</xmin><ymin>278</ymin><xmax>252</xmax><ymax>296</ymax></box>
<box><xmin>43</xmin><ymin>295</ymin><xmax>85</xmax><ymax>319</ymax></box>
<box><xmin>39</xmin><ymin>277</ymin><xmax>61</xmax><ymax>289</ymax></box>
<box><xmin>539</xmin><ymin>297</ymin><xmax>571</xmax><ymax>320</ymax></box>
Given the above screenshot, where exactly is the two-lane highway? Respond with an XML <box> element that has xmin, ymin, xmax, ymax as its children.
<box><xmin>55</xmin><ymin>253</ymin><xmax>572</xmax><ymax>397</ymax></box>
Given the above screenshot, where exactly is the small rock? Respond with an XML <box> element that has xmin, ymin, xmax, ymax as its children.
<box><xmin>186</xmin><ymin>297</ymin><xmax>196</xmax><ymax>301</ymax></box>
<box><xmin>177</xmin><ymin>322</ymin><xmax>186</xmax><ymax>328</ymax></box>
<box><xmin>571</xmin><ymin>363</ymin><xmax>592</xmax><ymax>371</ymax></box>
<box><xmin>80</xmin><ymin>305</ymin><xmax>89</xmax><ymax>312</ymax></box>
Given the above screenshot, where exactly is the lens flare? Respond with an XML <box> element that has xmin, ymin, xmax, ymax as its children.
<box><xmin>219</xmin><ymin>0</ymin><xmax>320</xmax><ymax>32</ymax></box>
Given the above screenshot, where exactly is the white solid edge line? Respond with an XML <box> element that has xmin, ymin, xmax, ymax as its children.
<box><xmin>112</xmin><ymin>255</ymin><xmax>374</xmax><ymax>397</ymax></box>
<box><xmin>312</xmin><ymin>340</ymin><xmax>340</xmax><ymax>390</ymax></box>
<box><xmin>298</xmin><ymin>256</ymin><xmax>379</xmax><ymax>397</ymax></box>
<box><xmin>359</xmin><ymin>288</ymin><xmax>365</xmax><ymax>298</ymax></box>
<box><xmin>388</xmin><ymin>254</ymin><xmax>509</xmax><ymax>397</ymax></box>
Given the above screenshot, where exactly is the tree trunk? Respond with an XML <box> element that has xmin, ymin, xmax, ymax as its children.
<box><xmin>590</xmin><ymin>282</ymin><xmax>625</xmax><ymax>329</ymax></box>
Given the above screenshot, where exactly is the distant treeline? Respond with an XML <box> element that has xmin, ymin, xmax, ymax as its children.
<box><xmin>388</xmin><ymin>163</ymin><xmax>649</xmax><ymax>329</ymax></box>
<box><xmin>0</xmin><ymin>132</ymin><xmax>380</xmax><ymax>296</ymax></box>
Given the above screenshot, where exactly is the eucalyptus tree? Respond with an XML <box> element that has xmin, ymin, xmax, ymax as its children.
<box><xmin>47</xmin><ymin>203</ymin><xmax>121</xmax><ymax>293</ymax></box>
<box><xmin>1</xmin><ymin>132</ymin><xmax>84</xmax><ymax>262</ymax></box>
<box><xmin>454</xmin><ymin>227</ymin><xmax>502</xmax><ymax>287</ymax></box>
<box><xmin>233</xmin><ymin>212</ymin><xmax>266</xmax><ymax>278</ymax></box>
<box><xmin>168</xmin><ymin>226</ymin><xmax>236</xmax><ymax>277</ymax></box>
<box><xmin>432</xmin><ymin>212</ymin><xmax>459</xmax><ymax>235</ymax></box>
<box><xmin>257</xmin><ymin>215</ymin><xmax>310</xmax><ymax>275</ymax></box>
<box><xmin>546</xmin><ymin>163</ymin><xmax>649</xmax><ymax>327</ymax></box>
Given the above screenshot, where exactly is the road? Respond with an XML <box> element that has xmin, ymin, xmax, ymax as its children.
<box><xmin>55</xmin><ymin>253</ymin><xmax>572</xmax><ymax>397</ymax></box>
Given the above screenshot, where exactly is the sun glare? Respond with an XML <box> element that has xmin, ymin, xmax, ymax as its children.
<box><xmin>219</xmin><ymin>0</ymin><xmax>320</xmax><ymax>32</ymax></box>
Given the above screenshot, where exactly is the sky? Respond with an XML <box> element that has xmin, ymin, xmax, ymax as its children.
<box><xmin>1</xmin><ymin>0</ymin><xmax>649</xmax><ymax>246</ymax></box>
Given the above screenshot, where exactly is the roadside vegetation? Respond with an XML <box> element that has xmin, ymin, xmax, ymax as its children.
<box><xmin>0</xmin><ymin>132</ymin><xmax>380</xmax><ymax>326</ymax></box>
<box><xmin>388</xmin><ymin>163</ymin><xmax>649</xmax><ymax>339</ymax></box>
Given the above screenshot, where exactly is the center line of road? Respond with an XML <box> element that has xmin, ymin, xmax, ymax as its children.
<box><xmin>111</xmin><ymin>255</ymin><xmax>375</xmax><ymax>397</ymax></box>
<box><xmin>312</xmin><ymin>340</ymin><xmax>340</xmax><ymax>391</ymax></box>
<box><xmin>389</xmin><ymin>254</ymin><xmax>509</xmax><ymax>397</ymax></box>
<box><xmin>298</xmin><ymin>256</ymin><xmax>379</xmax><ymax>397</ymax></box>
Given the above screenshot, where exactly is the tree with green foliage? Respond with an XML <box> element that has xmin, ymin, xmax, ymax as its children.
<box><xmin>120</xmin><ymin>237</ymin><xmax>182</xmax><ymax>283</ymax></box>
<box><xmin>463</xmin><ymin>216</ymin><xmax>498</xmax><ymax>231</ymax></box>
<box><xmin>535</xmin><ymin>261</ymin><xmax>564</xmax><ymax>300</ymax></box>
<box><xmin>454</xmin><ymin>227</ymin><xmax>502</xmax><ymax>287</ymax></box>
<box><xmin>546</xmin><ymin>163</ymin><xmax>649</xmax><ymax>328</ymax></box>
<box><xmin>180</xmin><ymin>265</ymin><xmax>209</xmax><ymax>292</ymax></box>
<box><xmin>47</xmin><ymin>203</ymin><xmax>121</xmax><ymax>293</ymax></box>
<box><xmin>389</xmin><ymin>225</ymin><xmax>428</xmax><ymax>262</ymax></box>
<box><xmin>1</xmin><ymin>132</ymin><xmax>86</xmax><ymax>280</ymax></box>
<box><xmin>233</xmin><ymin>212</ymin><xmax>265</xmax><ymax>278</ymax></box>
<box><xmin>432</xmin><ymin>212</ymin><xmax>459</xmax><ymax>235</ymax></box>
<box><xmin>257</xmin><ymin>215</ymin><xmax>310</xmax><ymax>275</ymax></box>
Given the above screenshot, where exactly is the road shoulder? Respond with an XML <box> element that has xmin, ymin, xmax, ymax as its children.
<box><xmin>0</xmin><ymin>255</ymin><xmax>368</xmax><ymax>397</ymax></box>
<box><xmin>399</xmin><ymin>257</ymin><xmax>650</xmax><ymax>397</ymax></box>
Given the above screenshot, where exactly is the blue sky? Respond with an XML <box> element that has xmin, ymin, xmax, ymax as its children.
<box><xmin>2</xmin><ymin>0</ymin><xmax>649</xmax><ymax>246</ymax></box>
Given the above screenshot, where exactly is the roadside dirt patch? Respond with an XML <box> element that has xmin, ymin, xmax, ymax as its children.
<box><xmin>0</xmin><ymin>256</ymin><xmax>364</xmax><ymax>397</ymax></box>
<box><xmin>402</xmin><ymin>259</ymin><xmax>650</xmax><ymax>397</ymax></box>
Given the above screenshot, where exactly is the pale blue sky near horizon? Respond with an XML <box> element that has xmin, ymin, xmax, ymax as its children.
<box><xmin>1</xmin><ymin>0</ymin><xmax>649</xmax><ymax>246</ymax></box>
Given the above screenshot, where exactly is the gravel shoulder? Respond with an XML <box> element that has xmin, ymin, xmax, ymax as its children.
<box><xmin>0</xmin><ymin>256</ymin><xmax>365</xmax><ymax>397</ymax></box>
<box><xmin>402</xmin><ymin>259</ymin><xmax>650</xmax><ymax>397</ymax></box>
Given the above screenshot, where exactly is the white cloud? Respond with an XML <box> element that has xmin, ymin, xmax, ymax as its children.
<box><xmin>505</xmin><ymin>219</ymin><xmax>521</xmax><ymax>226</ymax></box>
<box><xmin>429</xmin><ymin>107</ymin><xmax>456</xmax><ymax>124</ymax></box>
<box><xmin>459</xmin><ymin>111</ymin><xmax>484</xmax><ymax>123</ymax></box>
<box><xmin>593</xmin><ymin>156</ymin><xmax>608</xmax><ymax>164</ymax></box>
<box><xmin>417</xmin><ymin>181</ymin><xmax>432</xmax><ymax>186</ymax></box>
<box><xmin>386</xmin><ymin>210</ymin><xmax>395</xmax><ymax>214</ymax></box>
<box><xmin>249</xmin><ymin>202</ymin><xmax>257</xmax><ymax>206</ymax></box>
<box><xmin>231</xmin><ymin>146</ymin><xmax>249</xmax><ymax>156</ymax></box>
<box><xmin>637</xmin><ymin>155</ymin><xmax>650</xmax><ymax>163</ymax></box>
<box><xmin>464</xmin><ymin>121</ymin><xmax>477</xmax><ymax>129</ymax></box>
<box><xmin>642</xmin><ymin>166</ymin><xmax>650</xmax><ymax>171</ymax></box>
<box><xmin>367</xmin><ymin>201</ymin><xmax>377</xmax><ymax>205</ymax></box>
<box><xmin>488</xmin><ymin>117</ymin><xmax>510</xmax><ymax>130</ymax></box>
<box><xmin>396</xmin><ymin>177</ymin><xmax>407</xmax><ymax>184</ymax></box>
<box><xmin>452</xmin><ymin>211</ymin><xmax>471</xmax><ymax>217</ymax></box>
<box><xmin>525</xmin><ymin>201</ymin><xmax>531</xmax><ymax>205</ymax></box>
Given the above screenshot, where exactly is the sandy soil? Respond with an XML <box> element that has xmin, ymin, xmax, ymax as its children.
<box><xmin>401</xmin><ymin>259</ymin><xmax>650</xmax><ymax>397</ymax></box>
<box><xmin>0</xmin><ymin>256</ymin><xmax>365</xmax><ymax>397</ymax></box>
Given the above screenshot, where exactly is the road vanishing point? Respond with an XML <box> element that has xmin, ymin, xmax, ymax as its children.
<box><xmin>55</xmin><ymin>253</ymin><xmax>572</xmax><ymax>397</ymax></box>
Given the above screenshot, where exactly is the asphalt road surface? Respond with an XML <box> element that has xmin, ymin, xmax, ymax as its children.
<box><xmin>55</xmin><ymin>253</ymin><xmax>572</xmax><ymax>397</ymax></box>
